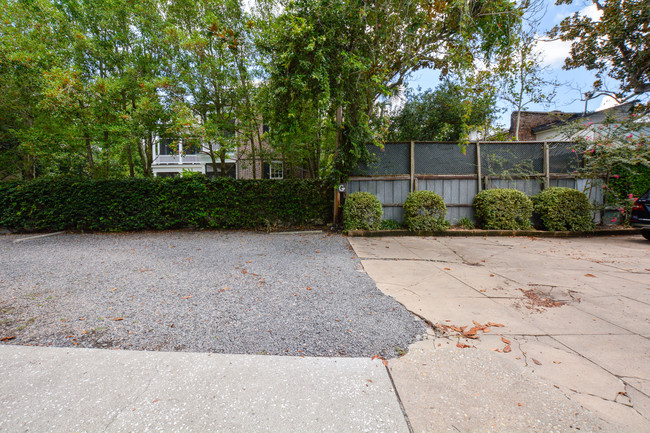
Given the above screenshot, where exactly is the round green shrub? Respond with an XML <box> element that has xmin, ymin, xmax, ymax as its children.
<box><xmin>342</xmin><ymin>192</ymin><xmax>383</xmax><ymax>231</ymax></box>
<box><xmin>473</xmin><ymin>188</ymin><xmax>533</xmax><ymax>230</ymax></box>
<box><xmin>533</xmin><ymin>187</ymin><xmax>595</xmax><ymax>232</ymax></box>
<box><xmin>403</xmin><ymin>190</ymin><xmax>449</xmax><ymax>232</ymax></box>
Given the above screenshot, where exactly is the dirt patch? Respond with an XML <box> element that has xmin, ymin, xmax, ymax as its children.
<box><xmin>519</xmin><ymin>288</ymin><xmax>566</xmax><ymax>312</ymax></box>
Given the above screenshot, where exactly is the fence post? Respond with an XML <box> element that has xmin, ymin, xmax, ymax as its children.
<box><xmin>476</xmin><ymin>141</ymin><xmax>482</xmax><ymax>192</ymax></box>
<box><xmin>543</xmin><ymin>141</ymin><xmax>550</xmax><ymax>190</ymax></box>
<box><xmin>410</xmin><ymin>141</ymin><xmax>415</xmax><ymax>192</ymax></box>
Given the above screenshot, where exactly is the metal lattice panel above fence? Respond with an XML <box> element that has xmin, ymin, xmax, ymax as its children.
<box><xmin>355</xmin><ymin>143</ymin><xmax>410</xmax><ymax>175</ymax></box>
<box><xmin>353</xmin><ymin>141</ymin><xmax>579</xmax><ymax>177</ymax></box>
<box><xmin>480</xmin><ymin>142</ymin><xmax>544</xmax><ymax>176</ymax></box>
<box><xmin>415</xmin><ymin>142</ymin><xmax>477</xmax><ymax>175</ymax></box>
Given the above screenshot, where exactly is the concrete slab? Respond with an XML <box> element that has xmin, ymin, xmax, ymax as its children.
<box><xmin>388</xmin><ymin>339</ymin><xmax>618</xmax><ymax>433</ymax></box>
<box><xmin>553</xmin><ymin>334</ymin><xmax>650</xmax><ymax>381</ymax></box>
<box><xmin>573</xmin><ymin>295</ymin><xmax>650</xmax><ymax>337</ymax></box>
<box><xmin>492</xmin><ymin>299</ymin><xmax>633</xmax><ymax>336</ymax></box>
<box><xmin>0</xmin><ymin>345</ymin><xmax>409</xmax><ymax>433</ymax></box>
<box><xmin>350</xmin><ymin>235</ymin><xmax>650</xmax><ymax>431</ymax></box>
<box><xmin>517</xmin><ymin>336</ymin><xmax>626</xmax><ymax>401</ymax></box>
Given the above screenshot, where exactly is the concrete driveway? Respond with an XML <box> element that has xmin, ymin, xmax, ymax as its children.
<box><xmin>349</xmin><ymin>234</ymin><xmax>650</xmax><ymax>433</ymax></box>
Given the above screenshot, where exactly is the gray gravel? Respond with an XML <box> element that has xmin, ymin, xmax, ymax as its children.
<box><xmin>0</xmin><ymin>231</ymin><xmax>425</xmax><ymax>358</ymax></box>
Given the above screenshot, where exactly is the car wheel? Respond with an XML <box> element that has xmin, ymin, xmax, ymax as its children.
<box><xmin>642</xmin><ymin>228</ymin><xmax>650</xmax><ymax>241</ymax></box>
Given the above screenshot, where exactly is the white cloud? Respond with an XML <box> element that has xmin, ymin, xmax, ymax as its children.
<box><xmin>580</xmin><ymin>4</ymin><xmax>602</xmax><ymax>21</ymax></box>
<box><xmin>535</xmin><ymin>38</ymin><xmax>573</xmax><ymax>68</ymax></box>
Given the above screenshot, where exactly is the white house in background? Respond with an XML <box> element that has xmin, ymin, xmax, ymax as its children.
<box><xmin>151</xmin><ymin>138</ymin><xmax>238</xmax><ymax>178</ymax></box>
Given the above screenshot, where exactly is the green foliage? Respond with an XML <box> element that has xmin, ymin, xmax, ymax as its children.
<box><xmin>388</xmin><ymin>80</ymin><xmax>498</xmax><ymax>142</ymax></box>
<box><xmin>562</xmin><ymin>110</ymin><xmax>650</xmax><ymax>217</ymax></box>
<box><xmin>473</xmin><ymin>188</ymin><xmax>533</xmax><ymax>230</ymax></box>
<box><xmin>549</xmin><ymin>0</ymin><xmax>649</xmax><ymax>98</ymax></box>
<box><xmin>533</xmin><ymin>187</ymin><xmax>595</xmax><ymax>232</ymax></box>
<box><xmin>342</xmin><ymin>192</ymin><xmax>383</xmax><ymax>231</ymax></box>
<box><xmin>455</xmin><ymin>217</ymin><xmax>475</xmax><ymax>230</ymax></box>
<box><xmin>0</xmin><ymin>178</ymin><xmax>332</xmax><ymax>231</ymax></box>
<box><xmin>379</xmin><ymin>219</ymin><xmax>403</xmax><ymax>230</ymax></box>
<box><xmin>262</xmin><ymin>0</ymin><xmax>523</xmax><ymax>181</ymax></box>
<box><xmin>403</xmin><ymin>190</ymin><xmax>449</xmax><ymax>232</ymax></box>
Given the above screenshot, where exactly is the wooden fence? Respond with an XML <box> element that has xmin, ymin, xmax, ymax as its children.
<box><xmin>347</xmin><ymin>141</ymin><xmax>604</xmax><ymax>224</ymax></box>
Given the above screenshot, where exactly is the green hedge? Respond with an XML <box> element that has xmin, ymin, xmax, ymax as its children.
<box><xmin>403</xmin><ymin>190</ymin><xmax>449</xmax><ymax>232</ymax></box>
<box><xmin>342</xmin><ymin>192</ymin><xmax>383</xmax><ymax>231</ymax></box>
<box><xmin>473</xmin><ymin>188</ymin><xmax>533</xmax><ymax>230</ymax></box>
<box><xmin>533</xmin><ymin>187</ymin><xmax>594</xmax><ymax>232</ymax></box>
<box><xmin>0</xmin><ymin>177</ymin><xmax>332</xmax><ymax>231</ymax></box>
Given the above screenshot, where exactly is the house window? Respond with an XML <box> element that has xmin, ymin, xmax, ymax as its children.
<box><xmin>205</xmin><ymin>163</ymin><xmax>236</xmax><ymax>179</ymax></box>
<box><xmin>156</xmin><ymin>172</ymin><xmax>178</xmax><ymax>178</ymax></box>
<box><xmin>159</xmin><ymin>138</ymin><xmax>175</xmax><ymax>155</ymax></box>
<box><xmin>268</xmin><ymin>161</ymin><xmax>283</xmax><ymax>180</ymax></box>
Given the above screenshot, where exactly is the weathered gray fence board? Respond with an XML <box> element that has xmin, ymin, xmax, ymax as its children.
<box><xmin>348</xmin><ymin>141</ymin><xmax>603</xmax><ymax>225</ymax></box>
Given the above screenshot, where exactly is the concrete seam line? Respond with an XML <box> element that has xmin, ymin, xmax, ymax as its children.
<box><xmin>384</xmin><ymin>362</ymin><xmax>415</xmax><ymax>433</ymax></box>
<box><xmin>267</xmin><ymin>230</ymin><xmax>325</xmax><ymax>235</ymax></box>
<box><xmin>13</xmin><ymin>231</ymin><xmax>65</xmax><ymax>244</ymax></box>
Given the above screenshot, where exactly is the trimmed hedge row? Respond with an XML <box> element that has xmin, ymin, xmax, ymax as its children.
<box><xmin>344</xmin><ymin>187</ymin><xmax>596</xmax><ymax>232</ymax></box>
<box><xmin>0</xmin><ymin>177</ymin><xmax>332</xmax><ymax>231</ymax></box>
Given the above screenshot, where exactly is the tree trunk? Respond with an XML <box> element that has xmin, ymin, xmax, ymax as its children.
<box><xmin>85</xmin><ymin>134</ymin><xmax>95</xmax><ymax>177</ymax></box>
<box><xmin>126</xmin><ymin>142</ymin><xmax>135</xmax><ymax>177</ymax></box>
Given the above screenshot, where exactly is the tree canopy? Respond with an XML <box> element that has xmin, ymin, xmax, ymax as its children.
<box><xmin>549</xmin><ymin>0</ymin><xmax>650</xmax><ymax>99</ymax></box>
<box><xmin>388</xmin><ymin>80</ymin><xmax>498</xmax><ymax>142</ymax></box>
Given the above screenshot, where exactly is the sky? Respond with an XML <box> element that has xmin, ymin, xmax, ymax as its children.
<box><xmin>408</xmin><ymin>0</ymin><xmax>633</xmax><ymax>129</ymax></box>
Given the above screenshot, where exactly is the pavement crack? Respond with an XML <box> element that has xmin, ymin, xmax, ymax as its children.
<box><xmin>383</xmin><ymin>362</ymin><xmax>415</xmax><ymax>433</ymax></box>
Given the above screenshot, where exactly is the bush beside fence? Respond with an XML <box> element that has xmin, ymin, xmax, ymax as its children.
<box><xmin>0</xmin><ymin>178</ymin><xmax>332</xmax><ymax>232</ymax></box>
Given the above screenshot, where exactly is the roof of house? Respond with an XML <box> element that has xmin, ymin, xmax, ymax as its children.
<box><xmin>531</xmin><ymin>102</ymin><xmax>636</xmax><ymax>134</ymax></box>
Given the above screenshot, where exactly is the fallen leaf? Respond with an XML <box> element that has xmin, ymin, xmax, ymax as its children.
<box><xmin>307</xmin><ymin>287</ymin><xmax>312</xmax><ymax>290</ymax></box>
<box><xmin>464</xmin><ymin>327</ymin><xmax>478</xmax><ymax>337</ymax></box>
<box><xmin>483</xmin><ymin>327</ymin><xmax>491</xmax><ymax>333</ymax></box>
<box><xmin>444</xmin><ymin>267</ymin><xmax>451</xmax><ymax>270</ymax></box>
<box><xmin>246</xmin><ymin>260</ymin><xmax>252</xmax><ymax>263</ymax></box>
<box><xmin>456</xmin><ymin>342</ymin><xmax>471</xmax><ymax>349</ymax></box>
<box><xmin>553</xmin><ymin>360</ymin><xmax>562</xmax><ymax>364</ymax></box>
<box><xmin>517</xmin><ymin>403</ymin><xmax>522</xmax><ymax>407</ymax></box>
<box><xmin>503</xmin><ymin>345</ymin><xmax>512</xmax><ymax>353</ymax></box>
<box><xmin>182</xmin><ymin>295</ymin><xmax>192</xmax><ymax>299</ymax></box>
<box><xmin>109</xmin><ymin>288</ymin><xmax>118</xmax><ymax>292</ymax></box>
<box><xmin>487</xmin><ymin>322</ymin><xmax>504</xmax><ymax>327</ymax></box>
<box><xmin>113</xmin><ymin>317</ymin><xmax>124</xmax><ymax>321</ymax></box>
<box><xmin>170</xmin><ymin>323</ymin><xmax>174</xmax><ymax>328</ymax></box>
<box><xmin>532</xmin><ymin>358</ymin><xmax>542</xmax><ymax>365</ymax></box>
<box><xmin>152</xmin><ymin>399</ymin><xmax>159</xmax><ymax>403</ymax></box>
<box><xmin>585</xmin><ymin>274</ymin><xmax>597</xmax><ymax>278</ymax></box>
<box><xmin>501</xmin><ymin>337</ymin><xmax>511</xmax><ymax>345</ymax></box>
<box><xmin>241</xmin><ymin>269</ymin><xmax>248</xmax><ymax>274</ymax></box>
<box><xmin>472</xmin><ymin>320</ymin><xmax>482</xmax><ymax>326</ymax></box>
<box><xmin>1</xmin><ymin>336</ymin><xmax>16</xmax><ymax>342</ymax></box>
<box><xmin>489</xmin><ymin>274</ymin><xmax>495</xmax><ymax>277</ymax></box>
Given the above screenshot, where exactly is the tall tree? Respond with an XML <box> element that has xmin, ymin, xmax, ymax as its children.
<box><xmin>388</xmin><ymin>80</ymin><xmax>498</xmax><ymax>142</ymax></box>
<box><xmin>549</xmin><ymin>0</ymin><xmax>650</xmax><ymax>100</ymax></box>
<box><xmin>261</xmin><ymin>0</ymin><xmax>522</xmax><ymax>181</ymax></box>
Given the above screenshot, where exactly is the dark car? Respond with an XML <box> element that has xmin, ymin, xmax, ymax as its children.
<box><xmin>630</xmin><ymin>188</ymin><xmax>650</xmax><ymax>240</ymax></box>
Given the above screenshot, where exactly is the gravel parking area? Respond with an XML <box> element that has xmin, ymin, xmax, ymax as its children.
<box><xmin>0</xmin><ymin>231</ymin><xmax>425</xmax><ymax>358</ymax></box>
